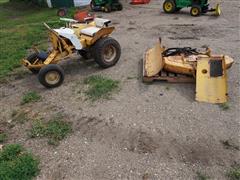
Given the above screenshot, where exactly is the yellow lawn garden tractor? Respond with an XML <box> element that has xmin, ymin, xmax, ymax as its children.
<box><xmin>163</xmin><ymin>0</ymin><xmax>221</xmax><ymax>16</ymax></box>
<box><xmin>142</xmin><ymin>38</ymin><xmax>234</xmax><ymax>104</ymax></box>
<box><xmin>22</xmin><ymin>18</ymin><xmax>121</xmax><ymax>88</ymax></box>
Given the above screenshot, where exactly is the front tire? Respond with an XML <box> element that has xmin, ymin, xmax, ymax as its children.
<box><xmin>190</xmin><ymin>5</ymin><xmax>201</xmax><ymax>16</ymax></box>
<box><xmin>163</xmin><ymin>0</ymin><xmax>176</xmax><ymax>13</ymax></box>
<box><xmin>38</xmin><ymin>64</ymin><xmax>64</xmax><ymax>88</ymax></box>
<box><xmin>93</xmin><ymin>37</ymin><xmax>121</xmax><ymax>68</ymax></box>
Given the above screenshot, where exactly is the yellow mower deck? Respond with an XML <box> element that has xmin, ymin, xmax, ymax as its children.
<box><xmin>143</xmin><ymin>39</ymin><xmax>234</xmax><ymax>104</ymax></box>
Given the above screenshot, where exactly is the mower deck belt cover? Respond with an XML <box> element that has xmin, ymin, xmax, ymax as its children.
<box><xmin>196</xmin><ymin>57</ymin><xmax>228</xmax><ymax>104</ymax></box>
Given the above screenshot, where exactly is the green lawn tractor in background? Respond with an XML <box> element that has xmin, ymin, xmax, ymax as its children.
<box><xmin>90</xmin><ymin>0</ymin><xmax>123</xmax><ymax>12</ymax></box>
<box><xmin>163</xmin><ymin>0</ymin><xmax>221</xmax><ymax>16</ymax></box>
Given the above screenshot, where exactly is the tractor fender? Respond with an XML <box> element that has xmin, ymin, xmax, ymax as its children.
<box><xmin>54</xmin><ymin>28</ymin><xmax>83</xmax><ymax>50</ymax></box>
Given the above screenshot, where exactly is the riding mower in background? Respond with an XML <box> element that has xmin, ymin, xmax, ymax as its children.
<box><xmin>21</xmin><ymin>18</ymin><xmax>121</xmax><ymax>88</ymax></box>
<box><xmin>163</xmin><ymin>0</ymin><xmax>221</xmax><ymax>16</ymax></box>
<box><xmin>142</xmin><ymin>38</ymin><xmax>234</xmax><ymax>104</ymax></box>
<box><xmin>90</xmin><ymin>0</ymin><xmax>123</xmax><ymax>12</ymax></box>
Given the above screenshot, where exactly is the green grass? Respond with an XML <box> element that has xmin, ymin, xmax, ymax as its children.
<box><xmin>196</xmin><ymin>171</ymin><xmax>210</xmax><ymax>180</ymax></box>
<box><xmin>0</xmin><ymin>144</ymin><xmax>40</xmax><ymax>180</ymax></box>
<box><xmin>0</xmin><ymin>132</ymin><xmax>7</xmax><ymax>143</ymax></box>
<box><xmin>219</xmin><ymin>103</ymin><xmax>230</xmax><ymax>110</ymax></box>
<box><xmin>0</xmin><ymin>0</ymin><xmax>66</xmax><ymax>79</ymax></box>
<box><xmin>227</xmin><ymin>164</ymin><xmax>240</xmax><ymax>180</ymax></box>
<box><xmin>84</xmin><ymin>75</ymin><xmax>120</xmax><ymax>101</ymax></box>
<box><xmin>28</xmin><ymin>116</ymin><xmax>72</xmax><ymax>145</ymax></box>
<box><xmin>21</xmin><ymin>91</ymin><xmax>41</xmax><ymax>105</ymax></box>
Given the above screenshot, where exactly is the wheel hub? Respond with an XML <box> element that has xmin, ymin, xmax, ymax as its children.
<box><xmin>103</xmin><ymin>45</ymin><xmax>117</xmax><ymax>62</ymax></box>
<box><xmin>45</xmin><ymin>71</ymin><xmax>60</xmax><ymax>85</ymax></box>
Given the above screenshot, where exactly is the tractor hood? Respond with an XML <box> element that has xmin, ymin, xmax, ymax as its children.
<box><xmin>54</xmin><ymin>28</ymin><xmax>83</xmax><ymax>50</ymax></box>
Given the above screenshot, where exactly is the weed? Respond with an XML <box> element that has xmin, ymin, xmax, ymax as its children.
<box><xmin>29</xmin><ymin>117</ymin><xmax>72</xmax><ymax>145</ymax></box>
<box><xmin>165</xmin><ymin>86</ymin><xmax>170</xmax><ymax>90</ymax></box>
<box><xmin>0</xmin><ymin>144</ymin><xmax>40</xmax><ymax>180</ymax></box>
<box><xmin>196</xmin><ymin>171</ymin><xmax>210</xmax><ymax>180</ymax></box>
<box><xmin>21</xmin><ymin>91</ymin><xmax>41</xmax><ymax>105</ymax></box>
<box><xmin>227</xmin><ymin>164</ymin><xmax>240</xmax><ymax>180</ymax></box>
<box><xmin>0</xmin><ymin>132</ymin><xmax>7</xmax><ymax>143</ymax></box>
<box><xmin>219</xmin><ymin>103</ymin><xmax>230</xmax><ymax>110</ymax></box>
<box><xmin>0</xmin><ymin>1</ymin><xmax>63</xmax><ymax>79</ymax></box>
<box><xmin>11</xmin><ymin>110</ymin><xmax>29</xmax><ymax>124</ymax></box>
<box><xmin>84</xmin><ymin>75</ymin><xmax>119</xmax><ymax>101</ymax></box>
<box><xmin>221</xmin><ymin>140</ymin><xmax>239</xmax><ymax>151</ymax></box>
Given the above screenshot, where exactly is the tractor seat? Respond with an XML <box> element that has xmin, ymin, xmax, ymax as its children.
<box><xmin>80</xmin><ymin>27</ymin><xmax>100</xmax><ymax>37</ymax></box>
<box><xmin>94</xmin><ymin>18</ymin><xmax>111</xmax><ymax>27</ymax></box>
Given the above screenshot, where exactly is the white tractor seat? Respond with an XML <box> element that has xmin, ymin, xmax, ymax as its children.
<box><xmin>80</xmin><ymin>26</ymin><xmax>101</xmax><ymax>37</ymax></box>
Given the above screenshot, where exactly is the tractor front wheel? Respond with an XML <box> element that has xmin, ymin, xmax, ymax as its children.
<box><xmin>190</xmin><ymin>5</ymin><xmax>201</xmax><ymax>16</ymax></box>
<box><xmin>163</xmin><ymin>0</ymin><xmax>176</xmax><ymax>13</ymax></box>
<box><xmin>38</xmin><ymin>64</ymin><xmax>64</xmax><ymax>88</ymax></box>
<box><xmin>93</xmin><ymin>37</ymin><xmax>121</xmax><ymax>68</ymax></box>
<box><xmin>104</xmin><ymin>4</ymin><xmax>112</xmax><ymax>13</ymax></box>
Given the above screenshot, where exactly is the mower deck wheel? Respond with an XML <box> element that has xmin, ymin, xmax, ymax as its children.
<box><xmin>38</xmin><ymin>64</ymin><xmax>64</xmax><ymax>88</ymax></box>
<box><xmin>93</xmin><ymin>37</ymin><xmax>121</xmax><ymax>68</ymax></box>
<box><xmin>190</xmin><ymin>5</ymin><xmax>201</xmax><ymax>16</ymax></box>
<box><xmin>163</xmin><ymin>0</ymin><xmax>176</xmax><ymax>13</ymax></box>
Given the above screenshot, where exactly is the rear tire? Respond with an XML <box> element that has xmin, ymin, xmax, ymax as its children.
<box><xmin>117</xmin><ymin>3</ymin><xmax>123</xmax><ymax>11</ymax></box>
<box><xmin>163</xmin><ymin>0</ymin><xmax>176</xmax><ymax>13</ymax></box>
<box><xmin>38</xmin><ymin>64</ymin><xmax>64</xmax><ymax>88</ymax></box>
<box><xmin>190</xmin><ymin>5</ymin><xmax>201</xmax><ymax>16</ymax></box>
<box><xmin>57</xmin><ymin>8</ymin><xmax>67</xmax><ymax>17</ymax></box>
<box><xmin>93</xmin><ymin>37</ymin><xmax>121</xmax><ymax>68</ymax></box>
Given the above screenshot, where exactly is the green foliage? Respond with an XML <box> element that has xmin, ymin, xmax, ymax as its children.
<box><xmin>227</xmin><ymin>164</ymin><xmax>240</xmax><ymax>180</ymax></box>
<box><xmin>0</xmin><ymin>144</ymin><xmax>40</xmax><ymax>180</ymax></box>
<box><xmin>29</xmin><ymin>117</ymin><xmax>72</xmax><ymax>145</ymax></box>
<box><xmin>21</xmin><ymin>91</ymin><xmax>41</xmax><ymax>105</ymax></box>
<box><xmin>0</xmin><ymin>132</ymin><xmax>7</xmax><ymax>143</ymax></box>
<box><xmin>84</xmin><ymin>75</ymin><xmax>120</xmax><ymax>100</ymax></box>
<box><xmin>219</xmin><ymin>103</ymin><xmax>230</xmax><ymax>110</ymax></box>
<box><xmin>0</xmin><ymin>0</ymin><xmax>62</xmax><ymax>79</ymax></box>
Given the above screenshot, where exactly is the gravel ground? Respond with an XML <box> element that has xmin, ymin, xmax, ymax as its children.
<box><xmin>0</xmin><ymin>0</ymin><xmax>239</xmax><ymax>179</ymax></box>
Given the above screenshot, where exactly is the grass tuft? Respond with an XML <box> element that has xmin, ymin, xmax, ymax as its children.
<box><xmin>227</xmin><ymin>164</ymin><xmax>240</xmax><ymax>180</ymax></box>
<box><xmin>29</xmin><ymin>116</ymin><xmax>72</xmax><ymax>146</ymax></box>
<box><xmin>21</xmin><ymin>91</ymin><xmax>41</xmax><ymax>105</ymax></box>
<box><xmin>0</xmin><ymin>144</ymin><xmax>40</xmax><ymax>180</ymax></box>
<box><xmin>196</xmin><ymin>171</ymin><xmax>210</xmax><ymax>180</ymax></box>
<box><xmin>84</xmin><ymin>75</ymin><xmax>119</xmax><ymax>101</ymax></box>
<box><xmin>219</xmin><ymin>103</ymin><xmax>230</xmax><ymax>110</ymax></box>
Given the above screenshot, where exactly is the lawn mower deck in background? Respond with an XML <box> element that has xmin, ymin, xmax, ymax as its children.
<box><xmin>143</xmin><ymin>38</ymin><xmax>234</xmax><ymax>104</ymax></box>
<box><xmin>163</xmin><ymin>0</ymin><xmax>221</xmax><ymax>16</ymax></box>
<box><xmin>90</xmin><ymin>0</ymin><xmax>123</xmax><ymax>12</ymax></box>
<box><xmin>22</xmin><ymin>18</ymin><xmax>121</xmax><ymax>88</ymax></box>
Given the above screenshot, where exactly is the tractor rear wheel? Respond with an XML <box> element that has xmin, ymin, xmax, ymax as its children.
<box><xmin>38</xmin><ymin>64</ymin><xmax>64</xmax><ymax>88</ymax></box>
<box><xmin>116</xmin><ymin>3</ymin><xmax>123</xmax><ymax>11</ymax></box>
<box><xmin>163</xmin><ymin>0</ymin><xmax>176</xmax><ymax>13</ymax></box>
<box><xmin>190</xmin><ymin>5</ymin><xmax>201</xmax><ymax>16</ymax></box>
<box><xmin>26</xmin><ymin>52</ymin><xmax>47</xmax><ymax>74</ymax></box>
<box><xmin>93</xmin><ymin>37</ymin><xmax>121</xmax><ymax>68</ymax></box>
